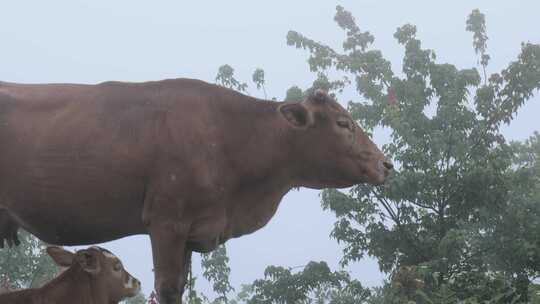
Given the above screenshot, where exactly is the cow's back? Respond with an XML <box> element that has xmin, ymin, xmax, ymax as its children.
<box><xmin>0</xmin><ymin>80</ymin><xmax>177</xmax><ymax>244</ymax></box>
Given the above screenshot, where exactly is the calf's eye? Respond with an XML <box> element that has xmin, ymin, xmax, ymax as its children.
<box><xmin>114</xmin><ymin>263</ymin><xmax>122</xmax><ymax>271</ymax></box>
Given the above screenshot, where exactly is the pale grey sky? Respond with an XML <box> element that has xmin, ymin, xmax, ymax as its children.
<box><xmin>1</xmin><ymin>0</ymin><xmax>539</xmax><ymax>298</ymax></box>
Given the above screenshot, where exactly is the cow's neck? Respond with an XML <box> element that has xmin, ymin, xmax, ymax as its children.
<box><xmin>40</xmin><ymin>267</ymin><xmax>110</xmax><ymax>304</ymax></box>
<box><xmin>222</xmin><ymin>100</ymin><xmax>295</xmax><ymax>187</ymax></box>
<box><xmin>224</xmin><ymin>101</ymin><xmax>300</xmax><ymax>238</ymax></box>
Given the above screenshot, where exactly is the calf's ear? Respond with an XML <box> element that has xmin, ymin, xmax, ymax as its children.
<box><xmin>279</xmin><ymin>103</ymin><xmax>310</xmax><ymax>128</ymax></box>
<box><xmin>47</xmin><ymin>246</ymin><xmax>74</xmax><ymax>267</ymax></box>
<box><xmin>76</xmin><ymin>249</ymin><xmax>102</xmax><ymax>275</ymax></box>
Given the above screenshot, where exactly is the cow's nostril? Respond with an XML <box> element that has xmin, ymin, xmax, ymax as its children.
<box><xmin>383</xmin><ymin>160</ymin><xmax>394</xmax><ymax>170</ymax></box>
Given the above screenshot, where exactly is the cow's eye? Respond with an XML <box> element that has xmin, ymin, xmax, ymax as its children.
<box><xmin>336</xmin><ymin>118</ymin><xmax>352</xmax><ymax>131</ymax></box>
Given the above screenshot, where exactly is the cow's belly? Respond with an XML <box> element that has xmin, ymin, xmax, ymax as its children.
<box><xmin>181</xmin><ymin>201</ymin><xmax>230</xmax><ymax>253</ymax></box>
<box><xmin>184</xmin><ymin>188</ymin><xmax>286</xmax><ymax>252</ymax></box>
<box><xmin>1</xmin><ymin>159</ymin><xmax>148</xmax><ymax>245</ymax></box>
<box><xmin>7</xmin><ymin>196</ymin><xmax>147</xmax><ymax>246</ymax></box>
<box><xmin>6</xmin><ymin>193</ymin><xmax>147</xmax><ymax>245</ymax></box>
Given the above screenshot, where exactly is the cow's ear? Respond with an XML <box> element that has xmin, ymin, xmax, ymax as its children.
<box><xmin>75</xmin><ymin>249</ymin><xmax>101</xmax><ymax>275</ymax></box>
<box><xmin>279</xmin><ymin>103</ymin><xmax>310</xmax><ymax>128</ymax></box>
<box><xmin>47</xmin><ymin>246</ymin><xmax>74</xmax><ymax>267</ymax></box>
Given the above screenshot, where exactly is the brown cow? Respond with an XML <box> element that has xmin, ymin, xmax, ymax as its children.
<box><xmin>0</xmin><ymin>78</ymin><xmax>392</xmax><ymax>303</ymax></box>
<box><xmin>0</xmin><ymin>246</ymin><xmax>141</xmax><ymax>304</ymax></box>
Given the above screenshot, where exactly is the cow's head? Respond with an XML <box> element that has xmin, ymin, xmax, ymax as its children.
<box><xmin>279</xmin><ymin>90</ymin><xmax>392</xmax><ymax>188</ymax></box>
<box><xmin>47</xmin><ymin>246</ymin><xmax>141</xmax><ymax>302</ymax></box>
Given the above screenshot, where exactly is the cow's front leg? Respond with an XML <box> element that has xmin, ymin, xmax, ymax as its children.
<box><xmin>149</xmin><ymin>221</ymin><xmax>192</xmax><ymax>304</ymax></box>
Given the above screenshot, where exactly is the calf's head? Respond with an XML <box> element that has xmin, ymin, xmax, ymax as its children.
<box><xmin>279</xmin><ymin>90</ymin><xmax>392</xmax><ymax>188</ymax></box>
<box><xmin>47</xmin><ymin>246</ymin><xmax>140</xmax><ymax>302</ymax></box>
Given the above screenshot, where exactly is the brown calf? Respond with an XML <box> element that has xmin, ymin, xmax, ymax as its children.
<box><xmin>0</xmin><ymin>246</ymin><xmax>140</xmax><ymax>304</ymax></box>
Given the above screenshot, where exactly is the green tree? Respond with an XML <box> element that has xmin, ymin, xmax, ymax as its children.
<box><xmin>121</xmin><ymin>291</ymin><xmax>147</xmax><ymax>304</ymax></box>
<box><xmin>216</xmin><ymin>64</ymin><xmax>248</xmax><ymax>93</ymax></box>
<box><xmin>184</xmin><ymin>267</ymin><xmax>208</xmax><ymax>304</ymax></box>
<box><xmin>287</xmin><ymin>6</ymin><xmax>540</xmax><ymax>302</ymax></box>
<box><xmin>252</xmin><ymin>68</ymin><xmax>267</xmax><ymax>99</ymax></box>
<box><xmin>229</xmin><ymin>284</ymin><xmax>254</xmax><ymax>304</ymax></box>
<box><xmin>201</xmin><ymin>245</ymin><xmax>234</xmax><ymax>304</ymax></box>
<box><xmin>466</xmin><ymin>9</ymin><xmax>490</xmax><ymax>83</ymax></box>
<box><xmin>284</xmin><ymin>86</ymin><xmax>303</xmax><ymax>102</ymax></box>
<box><xmin>0</xmin><ymin>231</ymin><xmax>58</xmax><ymax>289</ymax></box>
<box><xmin>244</xmin><ymin>261</ymin><xmax>370</xmax><ymax>304</ymax></box>
<box><xmin>473</xmin><ymin>132</ymin><xmax>540</xmax><ymax>301</ymax></box>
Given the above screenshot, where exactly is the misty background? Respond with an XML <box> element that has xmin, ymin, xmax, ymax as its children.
<box><xmin>1</xmin><ymin>0</ymin><xmax>538</xmax><ymax>297</ymax></box>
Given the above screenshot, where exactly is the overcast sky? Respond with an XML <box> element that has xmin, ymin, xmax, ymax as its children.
<box><xmin>1</xmin><ymin>0</ymin><xmax>539</xmax><ymax>298</ymax></box>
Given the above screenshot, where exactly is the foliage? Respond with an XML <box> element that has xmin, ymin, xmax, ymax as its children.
<box><xmin>185</xmin><ymin>267</ymin><xmax>208</xmax><ymax>304</ymax></box>
<box><xmin>244</xmin><ymin>261</ymin><xmax>370</xmax><ymax>304</ymax></box>
<box><xmin>529</xmin><ymin>283</ymin><xmax>540</xmax><ymax>303</ymax></box>
<box><xmin>121</xmin><ymin>291</ymin><xmax>147</xmax><ymax>304</ymax></box>
<box><xmin>229</xmin><ymin>284</ymin><xmax>254</xmax><ymax>304</ymax></box>
<box><xmin>466</xmin><ymin>9</ymin><xmax>490</xmax><ymax>81</ymax></box>
<box><xmin>201</xmin><ymin>245</ymin><xmax>234</xmax><ymax>303</ymax></box>
<box><xmin>284</xmin><ymin>86</ymin><xmax>303</xmax><ymax>101</ymax></box>
<box><xmin>288</xmin><ymin>6</ymin><xmax>540</xmax><ymax>302</ymax></box>
<box><xmin>0</xmin><ymin>231</ymin><xmax>58</xmax><ymax>289</ymax></box>
<box><xmin>216</xmin><ymin>64</ymin><xmax>248</xmax><ymax>92</ymax></box>
<box><xmin>252</xmin><ymin>68</ymin><xmax>267</xmax><ymax>99</ymax></box>
<box><xmin>473</xmin><ymin>132</ymin><xmax>540</xmax><ymax>300</ymax></box>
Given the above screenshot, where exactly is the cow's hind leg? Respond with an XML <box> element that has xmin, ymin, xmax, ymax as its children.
<box><xmin>149</xmin><ymin>221</ymin><xmax>192</xmax><ymax>304</ymax></box>
<box><xmin>0</xmin><ymin>209</ymin><xmax>20</xmax><ymax>248</ymax></box>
